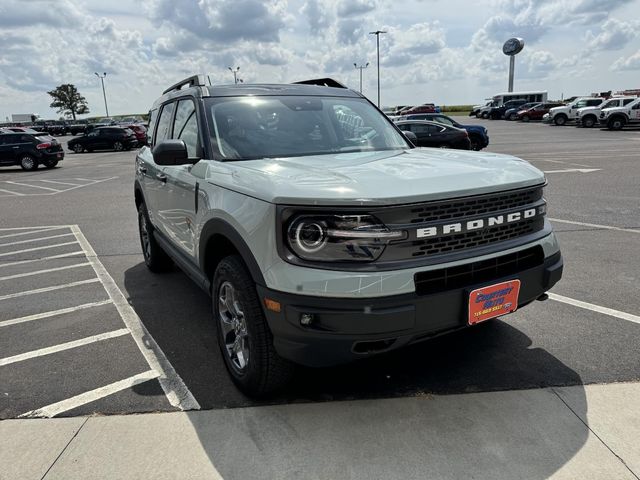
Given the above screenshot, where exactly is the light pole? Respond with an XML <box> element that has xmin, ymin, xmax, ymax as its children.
<box><xmin>94</xmin><ymin>72</ymin><xmax>109</xmax><ymax>117</ymax></box>
<box><xmin>353</xmin><ymin>62</ymin><xmax>369</xmax><ymax>93</ymax></box>
<box><xmin>228</xmin><ymin>66</ymin><xmax>240</xmax><ymax>84</ymax></box>
<box><xmin>369</xmin><ymin>30</ymin><xmax>386</xmax><ymax>107</ymax></box>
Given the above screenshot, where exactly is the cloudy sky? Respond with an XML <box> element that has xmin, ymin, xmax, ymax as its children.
<box><xmin>1</xmin><ymin>0</ymin><xmax>639</xmax><ymax>120</ymax></box>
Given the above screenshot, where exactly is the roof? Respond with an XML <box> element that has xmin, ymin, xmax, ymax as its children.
<box><xmin>202</xmin><ymin>83</ymin><xmax>361</xmax><ymax>98</ymax></box>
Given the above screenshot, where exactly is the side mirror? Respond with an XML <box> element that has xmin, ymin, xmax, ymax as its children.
<box><xmin>402</xmin><ymin>130</ymin><xmax>418</xmax><ymax>145</ymax></box>
<box><xmin>153</xmin><ymin>139</ymin><xmax>191</xmax><ymax>166</ymax></box>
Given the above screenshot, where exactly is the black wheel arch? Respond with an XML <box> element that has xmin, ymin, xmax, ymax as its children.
<box><xmin>199</xmin><ymin>218</ymin><xmax>266</xmax><ymax>287</ymax></box>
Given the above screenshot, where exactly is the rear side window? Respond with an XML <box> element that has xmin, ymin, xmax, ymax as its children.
<box><xmin>147</xmin><ymin>109</ymin><xmax>158</xmax><ymax>145</ymax></box>
<box><xmin>623</xmin><ymin>98</ymin><xmax>635</xmax><ymax>106</ymax></box>
<box><xmin>173</xmin><ymin>99</ymin><xmax>199</xmax><ymax>158</ymax></box>
<box><xmin>155</xmin><ymin>102</ymin><xmax>175</xmax><ymax>144</ymax></box>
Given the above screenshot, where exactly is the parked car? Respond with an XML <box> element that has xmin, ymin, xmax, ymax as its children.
<box><xmin>516</xmin><ymin>102</ymin><xmax>565</xmax><ymax>122</ymax></box>
<box><xmin>599</xmin><ymin>96</ymin><xmax>640</xmax><ymax>130</ymax></box>
<box><xmin>69</xmin><ymin>120</ymin><xmax>90</xmax><ymax>136</ymax></box>
<box><xmin>402</xmin><ymin>113</ymin><xmax>489</xmax><ymax>150</ymax></box>
<box><xmin>0</xmin><ymin>132</ymin><xmax>64</xmax><ymax>170</ymax></box>
<box><xmin>122</xmin><ymin>124</ymin><xmax>148</xmax><ymax>146</ymax></box>
<box><xmin>67</xmin><ymin>127</ymin><xmax>137</xmax><ymax>153</ymax></box>
<box><xmin>545</xmin><ymin>97</ymin><xmax>605</xmax><ymax>125</ymax></box>
<box><xmin>134</xmin><ymin>75</ymin><xmax>562</xmax><ymax>396</ymax></box>
<box><xmin>46</xmin><ymin>121</ymin><xmax>68</xmax><ymax>136</ymax></box>
<box><xmin>403</xmin><ymin>103</ymin><xmax>438</xmax><ymax>115</ymax></box>
<box><xmin>396</xmin><ymin>120</ymin><xmax>471</xmax><ymax>149</ymax></box>
<box><xmin>576</xmin><ymin>96</ymin><xmax>636</xmax><ymax>128</ymax></box>
<box><xmin>476</xmin><ymin>102</ymin><xmax>498</xmax><ymax>119</ymax></box>
<box><xmin>1</xmin><ymin>126</ymin><xmax>47</xmax><ymax>135</ymax></box>
<box><xmin>489</xmin><ymin>99</ymin><xmax>527</xmax><ymax>119</ymax></box>
<box><xmin>504</xmin><ymin>102</ymin><xmax>540</xmax><ymax>121</ymax></box>
<box><xmin>470</xmin><ymin>101</ymin><xmax>492</xmax><ymax>117</ymax></box>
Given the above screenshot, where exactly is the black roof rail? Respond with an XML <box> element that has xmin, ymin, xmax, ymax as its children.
<box><xmin>162</xmin><ymin>74</ymin><xmax>207</xmax><ymax>95</ymax></box>
<box><xmin>293</xmin><ymin>78</ymin><xmax>348</xmax><ymax>89</ymax></box>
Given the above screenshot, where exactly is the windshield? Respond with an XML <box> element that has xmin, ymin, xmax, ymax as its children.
<box><xmin>205</xmin><ymin>96</ymin><xmax>409</xmax><ymax>160</ymax></box>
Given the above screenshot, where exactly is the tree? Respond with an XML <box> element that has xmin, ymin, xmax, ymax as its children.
<box><xmin>47</xmin><ymin>84</ymin><xmax>89</xmax><ymax>120</ymax></box>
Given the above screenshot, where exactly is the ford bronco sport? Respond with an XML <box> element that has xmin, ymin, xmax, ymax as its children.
<box><xmin>134</xmin><ymin>75</ymin><xmax>563</xmax><ymax>396</ymax></box>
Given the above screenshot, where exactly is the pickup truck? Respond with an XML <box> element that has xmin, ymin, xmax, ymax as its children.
<box><xmin>545</xmin><ymin>97</ymin><xmax>605</xmax><ymax>125</ymax></box>
<box><xmin>599</xmin><ymin>97</ymin><xmax>640</xmax><ymax>129</ymax></box>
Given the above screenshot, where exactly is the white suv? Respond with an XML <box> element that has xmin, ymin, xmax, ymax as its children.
<box><xmin>576</xmin><ymin>97</ymin><xmax>636</xmax><ymax>128</ymax></box>
<box><xmin>600</xmin><ymin>97</ymin><xmax>640</xmax><ymax>130</ymax></box>
<box><xmin>545</xmin><ymin>97</ymin><xmax>605</xmax><ymax>126</ymax></box>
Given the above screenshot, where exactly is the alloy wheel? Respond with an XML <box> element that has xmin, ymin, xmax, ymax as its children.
<box><xmin>114</xmin><ymin>141</ymin><xmax>124</xmax><ymax>151</ymax></box>
<box><xmin>218</xmin><ymin>281</ymin><xmax>250</xmax><ymax>372</ymax></box>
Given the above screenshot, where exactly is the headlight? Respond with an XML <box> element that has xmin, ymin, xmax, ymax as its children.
<box><xmin>286</xmin><ymin>214</ymin><xmax>405</xmax><ymax>262</ymax></box>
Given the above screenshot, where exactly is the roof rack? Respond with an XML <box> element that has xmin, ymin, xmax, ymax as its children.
<box><xmin>293</xmin><ymin>78</ymin><xmax>347</xmax><ymax>89</ymax></box>
<box><xmin>162</xmin><ymin>74</ymin><xmax>208</xmax><ymax>95</ymax></box>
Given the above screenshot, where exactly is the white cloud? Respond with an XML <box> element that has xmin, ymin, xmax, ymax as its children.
<box><xmin>611</xmin><ymin>50</ymin><xmax>640</xmax><ymax>71</ymax></box>
<box><xmin>585</xmin><ymin>19</ymin><xmax>639</xmax><ymax>51</ymax></box>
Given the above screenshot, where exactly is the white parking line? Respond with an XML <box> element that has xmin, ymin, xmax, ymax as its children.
<box><xmin>0</xmin><ymin>188</ymin><xmax>25</xmax><ymax>196</ymax></box>
<box><xmin>71</xmin><ymin>225</ymin><xmax>201</xmax><ymax>411</ymax></box>
<box><xmin>39</xmin><ymin>179</ymin><xmax>83</xmax><ymax>187</ymax></box>
<box><xmin>0</xmin><ymin>232</ymin><xmax>75</xmax><ymax>248</ymax></box>
<box><xmin>549</xmin><ymin>293</ymin><xmax>640</xmax><ymax>325</ymax></box>
<box><xmin>4</xmin><ymin>181</ymin><xmax>62</xmax><ymax>192</ymax></box>
<box><xmin>0</xmin><ymin>300</ymin><xmax>113</xmax><ymax>328</ymax></box>
<box><xmin>0</xmin><ymin>241</ymin><xmax>79</xmax><ymax>257</ymax></box>
<box><xmin>0</xmin><ymin>227</ymin><xmax>66</xmax><ymax>240</ymax></box>
<box><xmin>0</xmin><ymin>278</ymin><xmax>101</xmax><ymax>301</ymax></box>
<box><xmin>0</xmin><ymin>251</ymin><xmax>85</xmax><ymax>269</ymax></box>
<box><xmin>550</xmin><ymin>218</ymin><xmax>640</xmax><ymax>234</ymax></box>
<box><xmin>18</xmin><ymin>370</ymin><xmax>160</xmax><ymax>418</ymax></box>
<box><xmin>0</xmin><ymin>328</ymin><xmax>129</xmax><ymax>366</ymax></box>
<box><xmin>0</xmin><ymin>262</ymin><xmax>91</xmax><ymax>282</ymax></box>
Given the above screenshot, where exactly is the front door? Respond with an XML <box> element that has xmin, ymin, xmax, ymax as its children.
<box><xmin>155</xmin><ymin>98</ymin><xmax>202</xmax><ymax>258</ymax></box>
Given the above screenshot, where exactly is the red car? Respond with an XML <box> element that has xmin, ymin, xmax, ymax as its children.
<box><xmin>122</xmin><ymin>124</ymin><xmax>147</xmax><ymax>145</ymax></box>
<box><xmin>403</xmin><ymin>103</ymin><xmax>437</xmax><ymax>114</ymax></box>
<box><xmin>516</xmin><ymin>102</ymin><xmax>564</xmax><ymax>122</ymax></box>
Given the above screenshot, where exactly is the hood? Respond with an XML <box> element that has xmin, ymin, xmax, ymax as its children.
<box><xmin>199</xmin><ymin>148</ymin><xmax>544</xmax><ymax>206</ymax></box>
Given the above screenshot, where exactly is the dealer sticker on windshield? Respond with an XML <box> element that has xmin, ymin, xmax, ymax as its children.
<box><xmin>468</xmin><ymin>280</ymin><xmax>521</xmax><ymax>325</ymax></box>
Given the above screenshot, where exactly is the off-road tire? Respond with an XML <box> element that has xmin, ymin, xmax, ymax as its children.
<box><xmin>607</xmin><ymin>117</ymin><xmax>625</xmax><ymax>131</ymax></box>
<box><xmin>137</xmin><ymin>203</ymin><xmax>172</xmax><ymax>272</ymax></box>
<box><xmin>582</xmin><ymin>116</ymin><xmax>596</xmax><ymax>128</ymax></box>
<box><xmin>213</xmin><ymin>255</ymin><xmax>294</xmax><ymax>397</ymax></box>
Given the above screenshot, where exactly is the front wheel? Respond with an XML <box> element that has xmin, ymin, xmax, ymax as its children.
<box><xmin>508</xmin><ymin>113</ymin><xmax>517</xmax><ymax>121</ymax></box>
<box><xmin>554</xmin><ymin>115</ymin><xmax>567</xmax><ymax>126</ymax></box>
<box><xmin>73</xmin><ymin>143</ymin><xmax>84</xmax><ymax>154</ymax></box>
<box><xmin>481</xmin><ymin>112</ymin><xmax>489</xmax><ymax>119</ymax></box>
<box><xmin>521</xmin><ymin>115</ymin><xmax>530</xmax><ymax>122</ymax></box>
<box><xmin>608</xmin><ymin>117</ymin><xmax>625</xmax><ymax>130</ymax></box>
<box><xmin>469</xmin><ymin>136</ymin><xmax>482</xmax><ymax>151</ymax></box>
<box><xmin>20</xmin><ymin>155</ymin><xmax>38</xmax><ymax>171</ymax></box>
<box><xmin>213</xmin><ymin>255</ymin><xmax>294</xmax><ymax>397</ymax></box>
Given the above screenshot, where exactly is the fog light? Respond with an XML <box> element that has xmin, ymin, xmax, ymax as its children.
<box><xmin>300</xmin><ymin>313</ymin><xmax>314</xmax><ymax>326</ymax></box>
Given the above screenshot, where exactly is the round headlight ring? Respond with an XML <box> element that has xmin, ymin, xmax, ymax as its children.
<box><xmin>294</xmin><ymin>221</ymin><xmax>327</xmax><ymax>253</ymax></box>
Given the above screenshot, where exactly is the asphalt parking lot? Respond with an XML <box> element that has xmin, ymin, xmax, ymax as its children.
<box><xmin>1</xmin><ymin>122</ymin><xmax>639</xmax><ymax>419</ymax></box>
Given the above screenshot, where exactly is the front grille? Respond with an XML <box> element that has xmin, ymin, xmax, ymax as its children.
<box><xmin>405</xmin><ymin>187</ymin><xmax>542</xmax><ymax>224</ymax></box>
<box><xmin>414</xmin><ymin>246</ymin><xmax>544</xmax><ymax>296</ymax></box>
<box><xmin>375</xmin><ymin>185</ymin><xmax>546</xmax><ymax>262</ymax></box>
<box><xmin>410</xmin><ymin>217</ymin><xmax>543</xmax><ymax>257</ymax></box>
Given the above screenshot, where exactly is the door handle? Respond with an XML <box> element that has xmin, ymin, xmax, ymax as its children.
<box><xmin>12</xmin><ymin>146</ymin><xmax>19</xmax><ymax>149</ymax></box>
<box><xmin>156</xmin><ymin>173</ymin><xmax>167</xmax><ymax>183</ymax></box>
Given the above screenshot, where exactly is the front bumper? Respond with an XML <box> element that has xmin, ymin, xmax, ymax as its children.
<box><xmin>259</xmin><ymin>249</ymin><xmax>563</xmax><ymax>367</ymax></box>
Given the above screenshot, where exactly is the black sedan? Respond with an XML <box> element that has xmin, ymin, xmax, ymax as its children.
<box><xmin>0</xmin><ymin>132</ymin><xmax>64</xmax><ymax>170</ymax></box>
<box><xmin>67</xmin><ymin>127</ymin><xmax>137</xmax><ymax>153</ymax></box>
<box><xmin>396</xmin><ymin>120</ymin><xmax>471</xmax><ymax>150</ymax></box>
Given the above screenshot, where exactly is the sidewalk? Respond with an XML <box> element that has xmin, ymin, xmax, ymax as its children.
<box><xmin>2</xmin><ymin>382</ymin><xmax>639</xmax><ymax>480</ymax></box>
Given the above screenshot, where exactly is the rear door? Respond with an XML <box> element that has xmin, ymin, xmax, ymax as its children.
<box><xmin>0</xmin><ymin>134</ymin><xmax>19</xmax><ymax>164</ymax></box>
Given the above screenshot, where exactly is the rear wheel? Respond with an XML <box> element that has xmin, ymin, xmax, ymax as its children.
<box><xmin>73</xmin><ymin>143</ymin><xmax>84</xmax><ymax>153</ymax></box>
<box><xmin>508</xmin><ymin>112</ymin><xmax>517</xmax><ymax>121</ymax></box>
<box><xmin>20</xmin><ymin>155</ymin><xmax>37</xmax><ymax>171</ymax></box>
<box><xmin>213</xmin><ymin>255</ymin><xmax>294</xmax><ymax>397</ymax></box>
<box><xmin>113</xmin><ymin>141</ymin><xmax>124</xmax><ymax>151</ymax></box>
<box><xmin>469</xmin><ymin>135</ymin><xmax>482</xmax><ymax>151</ymax></box>
<box><xmin>43</xmin><ymin>160</ymin><xmax>58</xmax><ymax>169</ymax></box>
<box><xmin>137</xmin><ymin>203</ymin><xmax>172</xmax><ymax>272</ymax></box>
